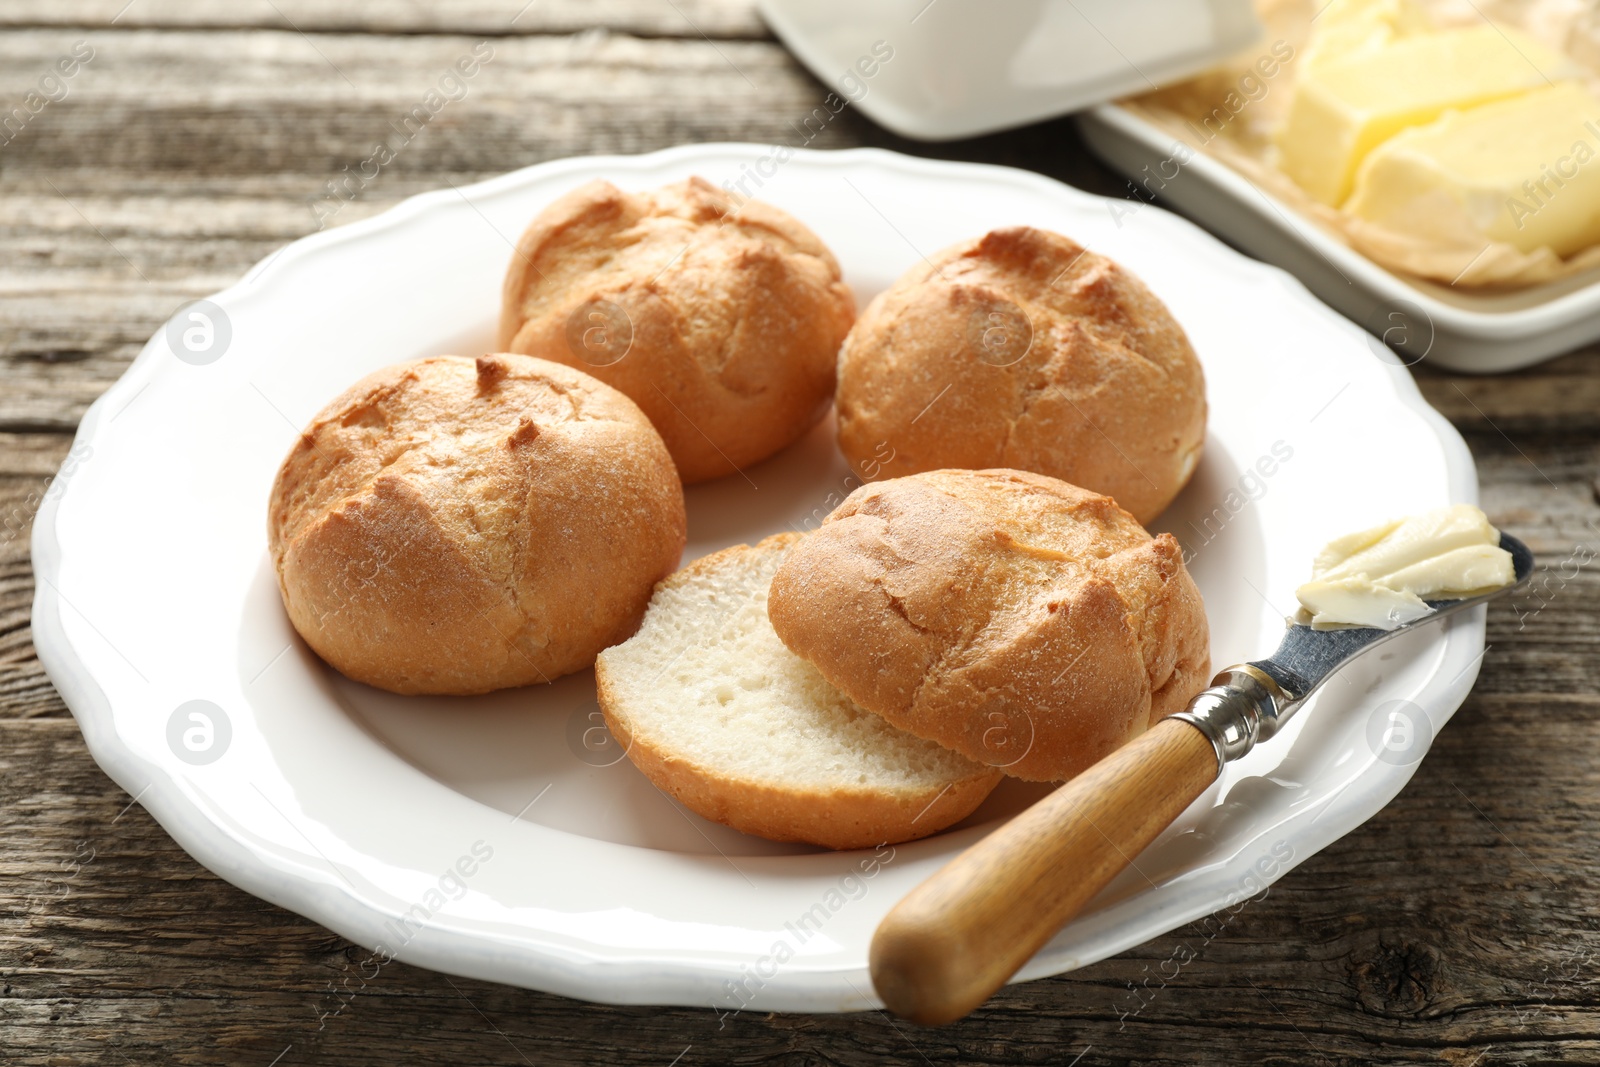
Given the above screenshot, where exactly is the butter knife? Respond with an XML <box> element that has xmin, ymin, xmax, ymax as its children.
<box><xmin>870</xmin><ymin>533</ymin><xmax>1534</xmax><ymax>1025</ymax></box>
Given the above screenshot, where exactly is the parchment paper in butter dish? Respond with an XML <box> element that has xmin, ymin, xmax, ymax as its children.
<box><xmin>1120</xmin><ymin>0</ymin><xmax>1600</xmax><ymax>288</ymax></box>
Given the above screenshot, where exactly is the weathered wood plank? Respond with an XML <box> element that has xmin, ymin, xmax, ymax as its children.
<box><xmin>4</xmin><ymin>423</ymin><xmax>1598</xmax><ymax>716</ymax></box>
<box><xmin>3</xmin><ymin>423</ymin><xmax>1595</xmax><ymax>719</ymax></box>
<box><xmin>2</xmin><ymin>684</ymin><xmax>1596</xmax><ymax>1065</ymax></box>
<box><xmin>1416</xmin><ymin>355</ymin><xmax>1600</xmax><ymax>437</ymax></box>
<box><xmin>1</xmin><ymin>435</ymin><xmax>73</xmax><ymax>719</ymax></box>
<box><xmin>0</xmin><ymin>30</ymin><xmax>819</xmax><ymax>175</ymax></box>
<box><xmin>0</xmin><ymin>27</ymin><xmax>827</xmax><ymax>430</ymax></box>
<box><xmin>4</xmin><ymin>11</ymin><xmax>1600</xmax><ymax>1066</ymax></box>
<box><xmin>0</xmin><ymin>27</ymin><xmax>1125</xmax><ymax>431</ymax></box>
<box><xmin>0</xmin><ymin>0</ymin><xmax>771</xmax><ymax>39</ymax></box>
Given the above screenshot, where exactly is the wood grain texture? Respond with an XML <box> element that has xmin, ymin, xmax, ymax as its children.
<box><xmin>2</xmin><ymin>4</ymin><xmax>1599</xmax><ymax>1065</ymax></box>
<box><xmin>0</xmin><ymin>0</ymin><xmax>770</xmax><ymax>38</ymax></box>
<box><xmin>0</xmin><ymin>24</ymin><xmax>1120</xmax><ymax>432</ymax></box>
<box><xmin>872</xmin><ymin>717</ymin><xmax>1220</xmax><ymax>1025</ymax></box>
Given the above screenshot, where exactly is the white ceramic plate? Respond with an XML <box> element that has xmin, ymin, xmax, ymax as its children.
<box><xmin>33</xmin><ymin>144</ymin><xmax>1486</xmax><ymax>1013</ymax></box>
<box><xmin>1079</xmin><ymin>103</ymin><xmax>1600</xmax><ymax>374</ymax></box>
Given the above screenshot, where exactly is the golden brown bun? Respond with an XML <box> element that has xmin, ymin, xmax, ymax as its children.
<box><xmin>596</xmin><ymin>533</ymin><xmax>1000</xmax><ymax>850</ymax></box>
<box><xmin>767</xmin><ymin>469</ymin><xmax>1210</xmax><ymax>783</ymax></box>
<box><xmin>267</xmin><ymin>354</ymin><xmax>686</xmax><ymax>695</ymax></box>
<box><xmin>498</xmin><ymin>176</ymin><xmax>856</xmax><ymax>484</ymax></box>
<box><xmin>835</xmin><ymin>227</ymin><xmax>1206</xmax><ymax>525</ymax></box>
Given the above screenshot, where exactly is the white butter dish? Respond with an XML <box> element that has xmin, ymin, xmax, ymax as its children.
<box><xmin>1079</xmin><ymin>102</ymin><xmax>1600</xmax><ymax>373</ymax></box>
<box><xmin>757</xmin><ymin>0</ymin><xmax>1262</xmax><ymax>141</ymax></box>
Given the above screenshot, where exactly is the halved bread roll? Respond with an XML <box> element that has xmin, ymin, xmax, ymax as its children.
<box><xmin>596</xmin><ymin>533</ymin><xmax>1002</xmax><ymax>850</ymax></box>
<box><xmin>767</xmin><ymin>469</ymin><xmax>1211</xmax><ymax>783</ymax></box>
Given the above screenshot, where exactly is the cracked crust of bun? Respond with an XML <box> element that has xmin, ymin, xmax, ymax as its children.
<box><xmin>267</xmin><ymin>354</ymin><xmax>686</xmax><ymax>695</ymax></box>
<box><xmin>596</xmin><ymin>533</ymin><xmax>1001</xmax><ymax>850</ymax></box>
<box><xmin>766</xmin><ymin>469</ymin><xmax>1211</xmax><ymax>783</ymax></box>
<box><xmin>835</xmin><ymin>226</ymin><xmax>1206</xmax><ymax>525</ymax></box>
<box><xmin>498</xmin><ymin>176</ymin><xmax>856</xmax><ymax>484</ymax></box>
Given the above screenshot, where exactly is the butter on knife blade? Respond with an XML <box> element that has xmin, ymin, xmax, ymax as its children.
<box><xmin>1295</xmin><ymin>505</ymin><xmax>1516</xmax><ymax>630</ymax></box>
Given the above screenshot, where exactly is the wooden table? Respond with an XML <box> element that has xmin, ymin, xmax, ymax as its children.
<box><xmin>3</xmin><ymin>3</ymin><xmax>1597</xmax><ymax>1063</ymax></box>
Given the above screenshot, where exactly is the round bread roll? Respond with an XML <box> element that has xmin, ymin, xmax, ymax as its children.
<box><xmin>767</xmin><ymin>469</ymin><xmax>1210</xmax><ymax>783</ymax></box>
<box><xmin>268</xmin><ymin>354</ymin><xmax>686</xmax><ymax>695</ymax></box>
<box><xmin>835</xmin><ymin>227</ymin><xmax>1206</xmax><ymax>525</ymax></box>
<box><xmin>497</xmin><ymin>176</ymin><xmax>856</xmax><ymax>485</ymax></box>
<box><xmin>597</xmin><ymin>533</ymin><xmax>1001</xmax><ymax>850</ymax></box>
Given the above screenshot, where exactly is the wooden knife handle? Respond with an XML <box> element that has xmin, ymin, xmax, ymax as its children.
<box><xmin>869</xmin><ymin>716</ymin><xmax>1220</xmax><ymax>1025</ymax></box>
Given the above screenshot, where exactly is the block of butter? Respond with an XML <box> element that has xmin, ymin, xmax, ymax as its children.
<box><xmin>1300</xmin><ymin>0</ymin><xmax>1416</xmax><ymax>73</ymax></box>
<box><xmin>1295</xmin><ymin>504</ymin><xmax>1516</xmax><ymax>630</ymax></box>
<box><xmin>1345</xmin><ymin>82</ymin><xmax>1600</xmax><ymax>257</ymax></box>
<box><xmin>1277</xmin><ymin>23</ymin><xmax>1576</xmax><ymax>206</ymax></box>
